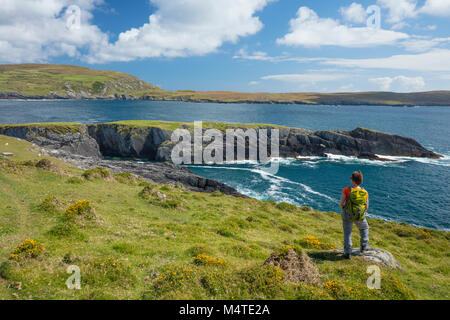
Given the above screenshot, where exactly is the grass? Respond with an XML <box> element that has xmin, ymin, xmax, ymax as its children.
<box><xmin>0</xmin><ymin>64</ymin><xmax>162</xmax><ymax>97</ymax></box>
<box><xmin>0</xmin><ymin>134</ymin><xmax>449</xmax><ymax>300</ymax></box>
<box><xmin>100</xmin><ymin>120</ymin><xmax>289</xmax><ymax>132</ymax></box>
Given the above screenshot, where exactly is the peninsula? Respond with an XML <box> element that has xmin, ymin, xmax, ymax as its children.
<box><xmin>1</xmin><ymin>64</ymin><xmax>449</xmax><ymax>106</ymax></box>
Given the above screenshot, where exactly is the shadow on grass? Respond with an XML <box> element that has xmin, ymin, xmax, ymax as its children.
<box><xmin>308</xmin><ymin>251</ymin><xmax>347</xmax><ymax>264</ymax></box>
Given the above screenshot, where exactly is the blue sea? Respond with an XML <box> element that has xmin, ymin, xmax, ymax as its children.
<box><xmin>0</xmin><ymin>100</ymin><xmax>449</xmax><ymax>231</ymax></box>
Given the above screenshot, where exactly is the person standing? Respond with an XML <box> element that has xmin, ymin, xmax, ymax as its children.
<box><xmin>339</xmin><ymin>171</ymin><xmax>370</xmax><ymax>259</ymax></box>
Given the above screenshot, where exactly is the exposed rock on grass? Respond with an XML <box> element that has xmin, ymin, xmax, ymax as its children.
<box><xmin>333</xmin><ymin>248</ymin><xmax>404</xmax><ymax>269</ymax></box>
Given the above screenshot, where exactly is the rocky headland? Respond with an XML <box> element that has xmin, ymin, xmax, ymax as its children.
<box><xmin>0</xmin><ymin>121</ymin><xmax>441</xmax><ymax>196</ymax></box>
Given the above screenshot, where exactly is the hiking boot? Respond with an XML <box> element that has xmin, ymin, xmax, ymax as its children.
<box><xmin>343</xmin><ymin>253</ymin><xmax>351</xmax><ymax>260</ymax></box>
<box><xmin>360</xmin><ymin>245</ymin><xmax>370</xmax><ymax>253</ymax></box>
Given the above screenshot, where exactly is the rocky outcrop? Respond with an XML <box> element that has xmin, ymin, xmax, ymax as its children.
<box><xmin>86</xmin><ymin>124</ymin><xmax>442</xmax><ymax>161</ymax></box>
<box><xmin>334</xmin><ymin>248</ymin><xmax>404</xmax><ymax>269</ymax></box>
<box><xmin>0</xmin><ymin>124</ymin><xmax>101</xmax><ymax>158</ymax></box>
<box><xmin>0</xmin><ymin>123</ymin><xmax>442</xmax><ymax>162</ymax></box>
<box><xmin>284</xmin><ymin>127</ymin><xmax>441</xmax><ymax>159</ymax></box>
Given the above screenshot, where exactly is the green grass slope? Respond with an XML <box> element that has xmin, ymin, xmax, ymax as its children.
<box><xmin>0</xmin><ymin>64</ymin><xmax>162</xmax><ymax>98</ymax></box>
<box><xmin>0</xmin><ymin>134</ymin><xmax>448</xmax><ymax>300</ymax></box>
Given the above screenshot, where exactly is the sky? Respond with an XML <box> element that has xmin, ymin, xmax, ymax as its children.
<box><xmin>1</xmin><ymin>0</ymin><xmax>450</xmax><ymax>93</ymax></box>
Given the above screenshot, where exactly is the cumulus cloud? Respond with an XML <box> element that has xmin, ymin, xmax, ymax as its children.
<box><xmin>340</xmin><ymin>2</ymin><xmax>367</xmax><ymax>24</ymax></box>
<box><xmin>276</xmin><ymin>7</ymin><xmax>409</xmax><ymax>48</ymax></box>
<box><xmin>0</xmin><ymin>0</ymin><xmax>271</xmax><ymax>64</ymax></box>
<box><xmin>88</xmin><ymin>0</ymin><xmax>272</xmax><ymax>63</ymax></box>
<box><xmin>377</xmin><ymin>0</ymin><xmax>418</xmax><ymax>24</ymax></box>
<box><xmin>0</xmin><ymin>0</ymin><xmax>107</xmax><ymax>63</ymax></box>
<box><xmin>369</xmin><ymin>75</ymin><xmax>425</xmax><ymax>92</ymax></box>
<box><xmin>421</xmin><ymin>0</ymin><xmax>450</xmax><ymax>16</ymax></box>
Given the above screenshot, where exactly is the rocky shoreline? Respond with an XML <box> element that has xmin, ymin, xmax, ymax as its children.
<box><xmin>0</xmin><ymin>121</ymin><xmax>442</xmax><ymax>196</ymax></box>
<box><xmin>40</xmin><ymin>148</ymin><xmax>244</xmax><ymax>197</ymax></box>
<box><xmin>2</xmin><ymin>92</ymin><xmax>450</xmax><ymax>106</ymax></box>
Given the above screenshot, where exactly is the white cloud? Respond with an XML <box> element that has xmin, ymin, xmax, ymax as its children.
<box><xmin>233</xmin><ymin>48</ymin><xmax>323</xmax><ymax>63</ymax></box>
<box><xmin>401</xmin><ymin>37</ymin><xmax>450</xmax><ymax>52</ymax></box>
<box><xmin>0</xmin><ymin>0</ymin><xmax>107</xmax><ymax>63</ymax></box>
<box><xmin>340</xmin><ymin>2</ymin><xmax>367</xmax><ymax>24</ymax></box>
<box><xmin>276</xmin><ymin>7</ymin><xmax>409</xmax><ymax>48</ymax></box>
<box><xmin>377</xmin><ymin>0</ymin><xmax>418</xmax><ymax>24</ymax></box>
<box><xmin>233</xmin><ymin>49</ymin><xmax>283</xmax><ymax>62</ymax></box>
<box><xmin>421</xmin><ymin>0</ymin><xmax>450</xmax><ymax>16</ymax></box>
<box><xmin>369</xmin><ymin>75</ymin><xmax>425</xmax><ymax>92</ymax></box>
<box><xmin>261</xmin><ymin>73</ymin><xmax>346</xmax><ymax>84</ymax></box>
<box><xmin>322</xmin><ymin>49</ymin><xmax>450</xmax><ymax>72</ymax></box>
<box><xmin>88</xmin><ymin>0</ymin><xmax>272</xmax><ymax>63</ymax></box>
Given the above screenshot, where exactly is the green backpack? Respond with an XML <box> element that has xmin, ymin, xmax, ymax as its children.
<box><xmin>345</xmin><ymin>187</ymin><xmax>368</xmax><ymax>221</ymax></box>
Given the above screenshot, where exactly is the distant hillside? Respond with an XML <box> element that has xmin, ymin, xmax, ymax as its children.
<box><xmin>157</xmin><ymin>90</ymin><xmax>450</xmax><ymax>106</ymax></box>
<box><xmin>0</xmin><ymin>64</ymin><xmax>449</xmax><ymax>105</ymax></box>
<box><xmin>0</xmin><ymin>64</ymin><xmax>163</xmax><ymax>99</ymax></box>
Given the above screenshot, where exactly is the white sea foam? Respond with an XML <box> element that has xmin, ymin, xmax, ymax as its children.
<box><xmin>374</xmin><ymin>154</ymin><xmax>450</xmax><ymax>167</ymax></box>
<box><xmin>194</xmin><ymin>164</ymin><xmax>335</xmax><ymax>203</ymax></box>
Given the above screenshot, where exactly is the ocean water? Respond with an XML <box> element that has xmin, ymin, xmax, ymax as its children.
<box><xmin>0</xmin><ymin>100</ymin><xmax>449</xmax><ymax>230</ymax></box>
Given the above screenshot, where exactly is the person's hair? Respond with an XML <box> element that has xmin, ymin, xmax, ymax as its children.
<box><xmin>351</xmin><ymin>171</ymin><xmax>363</xmax><ymax>185</ymax></box>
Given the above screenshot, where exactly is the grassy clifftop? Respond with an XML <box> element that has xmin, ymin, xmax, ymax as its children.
<box><xmin>0</xmin><ymin>134</ymin><xmax>448</xmax><ymax>300</ymax></box>
<box><xmin>0</xmin><ymin>64</ymin><xmax>162</xmax><ymax>98</ymax></box>
<box><xmin>1</xmin><ymin>64</ymin><xmax>449</xmax><ymax>105</ymax></box>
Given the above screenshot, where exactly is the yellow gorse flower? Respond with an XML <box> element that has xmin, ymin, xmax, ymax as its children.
<box><xmin>10</xmin><ymin>239</ymin><xmax>45</xmax><ymax>261</ymax></box>
<box><xmin>65</xmin><ymin>200</ymin><xmax>93</xmax><ymax>218</ymax></box>
<box><xmin>299</xmin><ymin>235</ymin><xmax>336</xmax><ymax>250</ymax></box>
<box><xmin>193</xmin><ymin>254</ymin><xmax>227</xmax><ymax>266</ymax></box>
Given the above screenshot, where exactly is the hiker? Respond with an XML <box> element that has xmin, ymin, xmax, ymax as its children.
<box><xmin>339</xmin><ymin>171</ymin><xmax>370</xmax><ymax>259</ymax></box>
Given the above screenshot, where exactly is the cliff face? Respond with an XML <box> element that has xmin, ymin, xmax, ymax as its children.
<box><xmin>0</xmin><ymin>122</ymin><xmax>442</xmax><ymax>162</ymax></box>
<box><xmin>87</xmin><ymin>124</ymin><xmax>172</xmax><ymax>160</ymax></box>
<box><xmin>0</xmin><ymin>124</ymin><xmax>101</xmax><ymax>158</ymax></box>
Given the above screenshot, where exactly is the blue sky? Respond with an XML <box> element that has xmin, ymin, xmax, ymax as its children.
<box><xmin>1</xmin><ymin>0</ymin><xmax>450</xmax><ymax>92</ymax></box>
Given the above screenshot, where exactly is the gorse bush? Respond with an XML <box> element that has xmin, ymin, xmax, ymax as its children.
<box><xmin>47</xmin><ymin>220</ymin><xmax>85</xmax><ymax>240</ymax></box>
<box><xmin>66</xmin><ymin>177</ymin><xmax>83</xmax><ymax>184</ymax></box>
<box><xmin>65</xmin><ymin>200</ymin><xmax>96</xmax><ymax>219</ymax></box>
<box><xmin>186</xmin><ymin>244</ymin><xmax>211</xmax><ymax>257</ymax></box>
<box><xmin>153</xmin><ymin>265</ymin><xmax>194</xmax><ymax>294</ymax></box>
<box><xmin>194</xmin><ymin>254</ymin><xmax>227</xmax><ymax>266</ymax></box>
<box><xmin>274</xmin><ymin>244</ymin><xmax>303</xmax><ymax>257</ymax></box>
<box><xmin>276</xmin><ymin>202</ymin><xmax>297</xmax><ymax>212</ymax></box>
<box><xmin>297</xmin><ymin>235</ymin><xmax>336</xmax><ymax>250</ymax></box>
<box><xmin>139</xmin><ymin>185</ymin><xmax>155</xmax><ymax>199</ymax></box>
<box><xmin>82</xmin><ymin>167</ymin><xmax>111</xmax><ymax>180</ymax></box>
<box><xmin>323</xmin><ymin>280</ymin><xmax>358</xmax><ymax>300</ymax></box>
<box><xmin>114</xmin><ymin>172</ymin><xmax>140</xmax><ymax>185</ymax></box>
<box><xmin>38</xmin><ymin>196</ymin><xmax>60</xmax><ymax>213</ymax></box>
<box><xmin>35</xmin><ymin>158</ymin><xmax>53</xmax><ymax>170</ymax></box>
<box><xmin>85</xmin><ymin>257</ymin><xmax>132</xmax><ymax>285</ymax></box>
<box><xmin>10</xmin><ymin>239</ymin><xmax>45</xmax><ymax>261</ymax></box>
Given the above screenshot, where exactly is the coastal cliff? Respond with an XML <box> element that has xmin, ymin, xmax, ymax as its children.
<box><xmin>0</xmin><ymin>121</ymin><xmax>441</xmax><ymax>162</ymax></box>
